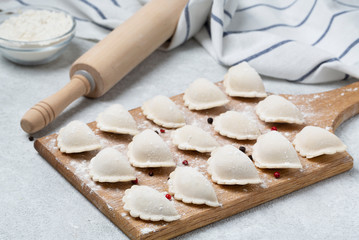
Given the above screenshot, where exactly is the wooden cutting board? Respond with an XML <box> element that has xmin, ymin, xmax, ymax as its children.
<box><xmin>34</xmin><ymin>81</ymin><xmax>359</xmax><ymax>240</ymax></box>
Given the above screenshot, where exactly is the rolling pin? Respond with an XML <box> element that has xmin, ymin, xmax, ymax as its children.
<box><xmin>20</xmin><ymin>0</ymin><xmax>189</xmax><ymax>134</ymax></box>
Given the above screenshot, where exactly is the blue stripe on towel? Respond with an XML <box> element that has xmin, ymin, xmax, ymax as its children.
<box><xmin>339</xmin><ymin>38</ymin><xmax>359</xmax><ymax>59</ymax></box>
<box><xmin>183</xmin><ymin>3</ymin><xmax>191</xmax><ymax>42</ymax></box>
<box><xmin>312</xmin><ymin>10</ymin><xmax>356</xmax><ymax>46</ymax></box>
<box><xmin>224</xmin><ymin>0</ymin><xmax>317</xmax><ymax>36</ymax></box>
<box><xmin>79</xmin><ymin>0</ymin><xmax>107</xmax><ymax>19</ymax></box>
<box><xmin>231</xmin><ymin>40</ymin><xmax>294</xmax><ymax>66</ymax></box>
<box><xmin>15</xmin><ymin>0</ymin><xmax>29</xmax><ymax>6</ymax></box>
<box><xmin>110</xmin><ymin>0</ymin><xmax>121</xmax><ymax>7</ymax></box>
<box><xmin>294</xmin><ymin>37</ymin><xmax>359</xmax><ymax>81</ymax></box>
<box><xmin>293</xmin><ymin>58</ymin><xmax>339</xmax><ymax>82</ymax></box>
<box><xmin>334</xmin><ymin>0</ymin><xmax>359</xmax><ymax>8</ymax></box>
<box><xmin>74</xmin><ymin>17</ymin><xmax>113</xmax><ymax>31</ymax></box>
<box><xmin>211</xmin><ymin>14</ymin><xmax>223</xmax><ymax>26</ymax></box>
<box><xmin>224</xmin><ymin>9</ymin><xmax>232</xmax><ymax>19</ymax></box>
<box><xmin>236</xmin><ymin>0</ymin><xmax>297</xmax><ymax>12</ymax></box>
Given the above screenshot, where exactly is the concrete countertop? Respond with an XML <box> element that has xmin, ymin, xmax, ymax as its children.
<box><xmin>1</xmin><ymin>38</ymin><xmax>358</xmax><ymax>240</ymax></box>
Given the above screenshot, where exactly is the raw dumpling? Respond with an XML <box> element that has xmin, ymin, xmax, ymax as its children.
<box><xmin>89</xmin><ymin>147</ymin><xmax>136</xmax><ymax>182</ymax></box>
<box><xmin>123</xmin><ymin>185</ymin><xmax>180</xmax><ymax>222</ymax></box>
<box><xmin>183</xmin><ymin>78</ymin><xmax>229</xmax><ymax>110</ymax></box>
<box><xmin>57</xmin><ymin>120</ymin><xmax>101</xmax><ymax>153</ymax></box>
<box><xmin>224</xmin><ymin>62</ymin><xmax>267</xmax><ymax>98</ymax></box>
<box><xmin>142</xmin><ymin>95</ymin><xmax>186</xmax><ymax>128</ymax></box>
<box><xmin>293</xmin><ymin>126</ymin><xmax>347</xmax><ymax>158</ymax></box>
<box><xmin>96</xmin><ymin>104</ymin><xmax>138</xmax><ymax>135</ymax></box>
<box><xmin>255</xmin><ymin>95</ymin><xmax>305</xmax><ymax>124</ymax></box>
<box><xmin>127</xmin><ymin>129</ymin><xmax>175</xmax><ymax>167</ymax></box>
<box><xmin>252</xmin><ymin>131</ymin><xmax>302</xmax><ymax>168</ymax></box>
<box><xmin>171</xmin><ymin>125</ymin><xmax>219</xmax><ymax>153</ymax></box>
<box><xmin>168</xmin><ymin>167</ymin><xmax>220</xmax><ymax>207</ymax></box>
<box><xmin>207</xmin><ymin>145</ymin><xmax>261</xmax><ymax>185</ymax></box>
<box><xmin>213</xmin><ymin>111</ymin><xmax>261</xmax><ymax>140</ymax></box>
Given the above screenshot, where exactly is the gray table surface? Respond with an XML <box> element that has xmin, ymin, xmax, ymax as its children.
<box><xmin>1</xmin><ymin>38</ymin><xmax>358</xmax><ymax>240</ymax></box>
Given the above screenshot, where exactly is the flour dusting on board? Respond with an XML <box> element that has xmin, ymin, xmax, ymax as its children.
<box><xmin>44</xmin><ymin>138</ymin><xmax>58</xmax><ymax>151</ymax></box>
<box><xmin>69</xmin><ymin>159</ymin><xmax>102</xmax><ymax>191</ymax></box>
<box><xmin>141</xmin><ymin>227</ymin><xmax>156</xmax><ymax>234</ymax></box>
<box><xmin>121</xmin><ymin>212</ymin><xmax>127</xmax><ymax>217</ymax></box>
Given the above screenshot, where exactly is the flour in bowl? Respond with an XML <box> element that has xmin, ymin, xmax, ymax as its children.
<box><xmin>0</xmin><ymin>9</ymin><xmax>73</xmax><ymax>42</ymax></box>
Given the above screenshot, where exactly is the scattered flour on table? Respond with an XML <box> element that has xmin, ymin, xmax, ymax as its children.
<box><xmin>69</xmin><ymin>222</ymin><xmax>79</xmax><ymax>229</ymax></box>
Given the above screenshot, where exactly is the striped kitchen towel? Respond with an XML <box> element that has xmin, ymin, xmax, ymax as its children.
<box><xmin>3</xmin><ymin>0</ymin><xmax>359</xmax><ymax>83</ymax></box>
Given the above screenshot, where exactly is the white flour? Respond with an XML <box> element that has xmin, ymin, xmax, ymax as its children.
<box><xmin>0</xmin><ymin>9</ymin><xmax>73</xmax><ymax>43</ymax></box>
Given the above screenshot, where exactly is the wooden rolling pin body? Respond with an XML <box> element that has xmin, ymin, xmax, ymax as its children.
<box><xmin>21</xmin><ymin>0</ymin><xmax>189</xmax><ymax>134</ymax></box>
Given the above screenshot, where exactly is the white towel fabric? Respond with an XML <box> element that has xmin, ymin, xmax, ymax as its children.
<box><xmin>2</xmin><ymin>0</ymin><xmax>359</xmax><ymax>83</ymax></box>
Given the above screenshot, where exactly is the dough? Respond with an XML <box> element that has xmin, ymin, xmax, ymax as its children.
<box><xmin>213</xmin><ymin>111</ymin><xmax>261</xmax><ymax>140</ymax></box>
<box><xmin>293</xmin><ymin>126</ymin><xmax>347</xmax><ymax>158</ymax></box>
<box><xmin>183</xmin><ymin>78</ymin><xmax>229</xmax><ymax>110</ymax></box>
<box><xmin>89</xmin><ymin>147</ymin><xmax>136</xmax><ymax>182</ymax></box>
<box><xmin>252</xmin><ymin>131</ymin><xmax>302</xmax><ymax>168</ymax></box>
<box><xmin>127</xmin><ymin>129</ymin><xmax>175</xmax><ymax>167</ymax></box>
<box><xmin>123</xmin><ymin>185</ymin><xmax>180</xmax><ymax>222</ymax></box>
<box><xmin>57</xmin><ymin>120</ymin><xmax>101</xmax><ymax>153</ymax></box>
<box><xmin>208</xmin><ymin>145</ymin><xmax>262</xmax><ymax>185</ymax></box>
<box><xmin>255</xmin><ymin>95</ymin><xmax>305</xmax><ymax>124</ymax></box>
<box><xmin>171</xmin><ymin>125</ymin><xmax>219</xmax><ymax>153</ymax></box>
<box><xmin>142</xmin><ymin>95</ymin><xmax>186</xmax><ymax>128</ymax></box>
<box><xmin>96</xmin><ymin>104</ymin><xmax>139</xmax><ymax>135</ymax></box>
<box><xmin>223</xmin><ymin>62</ymin><xmax>267</xmax><ymax>98</ymax></box>
<box><xmin>168</xmin><ymin>167</ymin><xmax>220</xmax><ymax>207</ymax></box>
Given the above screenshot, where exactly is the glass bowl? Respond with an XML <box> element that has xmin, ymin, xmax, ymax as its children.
<box><xmin>0</xmin><ymin>6</ymin><xmax>76</xmax><ymax>65</ymax></box>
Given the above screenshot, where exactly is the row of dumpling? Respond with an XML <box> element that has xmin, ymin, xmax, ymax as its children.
<box><xmin>57</xmin><ymin>114</ymin><xmax>346</xmax><ymax>176</ymax></box>
<box><xmin>142</xmin><ymin>62</ymin><xmax>307</xmax><ymax>134</ymax></box>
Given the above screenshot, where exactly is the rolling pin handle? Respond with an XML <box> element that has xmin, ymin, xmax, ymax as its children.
<box><xmin>20</xmin><ymin>74</ymin><xmax>92</xmax><ymax>134</ymax></box>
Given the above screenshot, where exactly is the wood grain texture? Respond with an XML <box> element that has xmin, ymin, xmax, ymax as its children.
<box><xmin>34</xmin><ymin>81</ymin><xmax>359</xmax><ymax>240</ymax></box>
